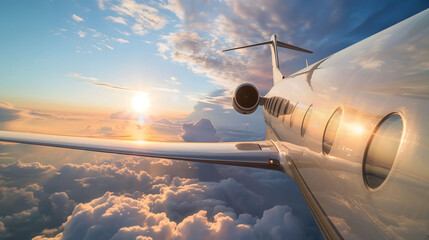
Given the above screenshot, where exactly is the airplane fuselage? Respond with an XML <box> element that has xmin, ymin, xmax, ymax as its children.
<box><xmin>264</xmin><ymin>9</ymin><xmax>429</xmax><ymax>240</ymax></box>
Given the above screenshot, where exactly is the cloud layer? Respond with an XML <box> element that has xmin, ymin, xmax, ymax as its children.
<box><xmin>0</xmin><ymin>155</ymin><xmax>321</xmax><ymax>239</ymax></box>
<box><xmin>43</xmin><ymin>192</ymin><xmax>304</xmax><ymax>240</ymax></box>
<box><xmin>181</xmin><ymin>119</ymin><xmax>220</xmax><ymax>142</ymax></box>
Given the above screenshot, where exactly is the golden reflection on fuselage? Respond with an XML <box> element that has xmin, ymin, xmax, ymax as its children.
<box><xmin>262</xmin><ymin>9</ymin><xmax>429</xmax><ymax>240</ymax></box>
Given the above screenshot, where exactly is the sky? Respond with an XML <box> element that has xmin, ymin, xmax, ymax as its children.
<box><xmin>0</xmin><ymin>0</ymin><xmax>428</xmax><ymax>239</ymax></box>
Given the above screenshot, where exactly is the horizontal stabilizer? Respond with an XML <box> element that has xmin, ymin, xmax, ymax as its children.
<box><xmin>223</xmin><ymin>41</ymin><xmax>272</xmax><ymax>52</ymax></box>
<box><xmin>223</xmin><ymin>40</ymin><xmax>312</xmax><ymax>53</ymax></box>
<box><xmin>223</xmin><ymin>34</ymin><xmax>313</xmax><ymax>84</ymax></box>
<box><xmin>277</xmin><ymin>41</ymin><xmax>313</xmax><ymax>53</ymax></box>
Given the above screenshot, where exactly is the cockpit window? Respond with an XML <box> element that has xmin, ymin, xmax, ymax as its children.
<box><xmin>363</xmin><ymin>113</ymin><xmax>404</xmax><ymax>189</ymax></box>
<box><xmin>323</xmin><ymin>108</ymin><xmax>342</xmax><ymax>155</ymax></box>
<box><xmin>301</xmin><ymin>105</ymin><xmax>312</xmax><ymax>137</ymax></box>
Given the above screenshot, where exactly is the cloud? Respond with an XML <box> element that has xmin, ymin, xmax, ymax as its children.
<box><xmin>98</xmin><ymin>0</ymin><xmax>167</xmax><ymax>36</ymax></box>
<box><xmin>163</xmin><ymin>0</ymin><xmax>214</xmax><ymax>29</ymax></box>
<box><xmin>0</xmin><ymin>161</ymin><xmax>54</xmax><ymax>180</ymax></box>
<box><xmin>104</xmin><ymin>43</ymin><xmax>114</xmax><ymax>50</ymax></box>
<box><xmin>157</xmin><ymin>42</ymin><xmax>169</xmax><ymax>53</ymax></box>
<box><xmin>106</xmin><ymin>16</ymin><xmax>127</xmax><ymax>25</ymax></box>
<box><xmin>0</xmin><ymin>102</ymin><xmax>84</xmax><ymax>128</ymax></box>
<box><xmin>68</xmin><ymin>74</ymin><xmax>143</xmax><ymax>93</ymax></box>
<box><xmin>131</xmin><ymin>23</ymin><xmax>147</xmax><ymax>35</ymax></box>
<box><xmin>33</xmin><ymin>156</ymin><xmax>311</xmax><ymax>239</ymax></box>
<box><xmin>0</xmin><ymin>150</ymin><xmax>320</xmax><ymax>239</ymax></box>
<box><xmin>111</xmin><ymin>0</ymin><xmax>166</xmax><ymax>30</ymax></box>
<box><xmin>97</xmin><ymin>0</ymin><xmax>108</xmax><ymax>10</ymax></box>
<box><xmin>72</xmin><ymin>76</ymin><xmax>182</xmax><ymax>94</ymax></box>
<box><xmin>109</xmin><ymin>110</ymin><xmax>138</xmax><ymax>121</ymax></box>
<box><xmin>162</xmin><ymin>30</ymin><xmax>206</xmax><ymax>54</ymax></box>
<box><xmin>0</xmin><ymin>102</ymin><xmax>21</xmax><ymax>123</ymax></box>
<box><xmin>158</xmin><ymin>29</ymin><xmax>271</xmax><ymax>108</ymax></box>
<box><xmin>82</xmin><ymin>81</ymin><xmax>134</xmax><ymax>91</ymax></box>
<box><xmin>43</xmin><ymin>160</ymin><xmax>153</xmax><ymax>203</ymax></box>
<box><xmin>0</xmin><ymin>184</ymin><xmax>76</xmax><ymax>240</ymax></box>
<box><xmin>152</xmin><ymin>87</ymin><xmax>180</xmax><ymax>93</ymax></box>
<box><xmin>35</xmin><ymin>191</ymin><xmax>307</xmax><ymax>240</ymax></box>
<box><xmin>185</xmin><ymin>101</ymin><xmax>265</xmax><ymax>142</ymax></box>
<box><xmin>68</xmin><ymin>73</ymin><xmax>98</xmax><ymax>81</ymax></box>
<box><xmin>0</xmin><ymin>184</ymin><xmax>41</xmax><ymax>216</ymax></box>
<box><xmin>145</xmin><ymin>177</ymin><xmax>265</xmax><ymax>221</ymax></box>
<box><xmin>77</xmin><ymin>30</ymin><xmax>86</xmax><ymax>38</ymax></box>
<box><xmin>181</xmin><ymin>119</ymin><xmax>220</xmax><ymax>142</ymax></box>
<box><xmin>96</xmin><ymin>126</ymin><xmax>114</xmax><ymax>135</ymax></box>
<box><xmin>116</xmin><ymin>28</ymin><xmax>131</xmax><ymax>36</ymax></box>
<box><xmin>72</xmin><ymin>14</ymin><xmax>84</xmax><ymax>22</ymax></box>
<box><xmin>167</xmin><ymin>77</ymin><xmax>181</xmax><ymax>85</ymax></box>
<box><xmin>114</xmin><ymin>37</ymin><xmax>129</xmax><ymax>43</ymax></box>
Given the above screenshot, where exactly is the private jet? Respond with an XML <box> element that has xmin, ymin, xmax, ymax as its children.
<box><xmin>0</xmin><ymin>8</ymin><xmax>428</xmax><ymax>240</ymax></box>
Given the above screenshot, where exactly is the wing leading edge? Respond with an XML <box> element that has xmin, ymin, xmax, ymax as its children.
<box><xmin>0</xmin><ymin>131</ymin><xmax>282</xmax><ymax>171</ymax></box>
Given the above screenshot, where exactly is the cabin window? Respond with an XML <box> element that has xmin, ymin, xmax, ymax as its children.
<box><xmin>282</xmin><ymin>101</ymin><xmax>290</xmax><ymax>123</ymax></box>
<box><xmin>323</xmin><ymin>108</ymin><xmax>342</xmax><ymax>155</ymax></box>
<box><xmin>290</xmin><ymin>102</ymin><xmax>298</xmax><ymax>127</ymax></box>
<box><xmin>301</xmin><ymin>105</ymin><xmax>312</xmax><ymax>137</ymax></box>
<box><xmin>265</xmin><ymin>98</ymin><xmax>271</xmax><ymax>111</ymax></box>
<box><xmin>280</xmin><ymin>100</ymin><xmax>289</xmax><ymax>119</ymax></box>
<box><xmin>272</xmin><ymin>98</ymin><xmax>279</xmax><ymax>115</ymax></box>
<box><xmin>363</xmin><ymin>113</ymin><xmax>404</xmax><ymax>189</ymax></box>
<box><xmin>265</xmin><ymin>98</ymin><xmax>271</xmax><ymax>113</ymax></box>
<box><xmin>276</xmin><ymin>100</ymin><xmax>284</xmax><ymax>117</ymax></box>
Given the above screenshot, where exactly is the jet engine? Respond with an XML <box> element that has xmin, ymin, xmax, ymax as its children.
<box><xmin>232</xmin><ymin>83</ymin><xmax>262</xmax><ymax>114</ymax></box>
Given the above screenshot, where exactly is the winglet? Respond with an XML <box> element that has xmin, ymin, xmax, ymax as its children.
<box><xmin>223</xmin><ymin>34</ymin><xmax>313</xmax><ymax>84</ymax></box>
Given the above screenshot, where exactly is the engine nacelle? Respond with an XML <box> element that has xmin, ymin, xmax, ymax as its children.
<box><xmin>232</xmin><ymin>83</ymin><xmax>261</xmax><ymax>114</ymax></box>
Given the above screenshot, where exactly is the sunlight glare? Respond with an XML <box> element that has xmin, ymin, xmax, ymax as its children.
<box><xmin>353</xmin><ymin>125</ymin><xmax>364</xmax><ymax>134</ymax></box>
<box><xmin>132</xmin><ymin>92</ymin><xmax>149</xmax><ymax>112</ymax></box>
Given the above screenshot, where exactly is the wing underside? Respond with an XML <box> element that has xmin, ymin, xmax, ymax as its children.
<box><xmin>0</xmin><ymin>131</ymin><xmax>282</xmax><ymax>171</ymax></box>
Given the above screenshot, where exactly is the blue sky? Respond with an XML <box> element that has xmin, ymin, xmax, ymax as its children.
<box><xmin>0</xmin><ymin>0</ymin><xmax>213</xmax><ymax>114</ymax></box>
<box><xmin>0</xmin><ymin>1</ymin><xmax>427</xmax><ymax>239</ymax></box>
<box><xmin>0</xmin><ymin>0</ymin><xmax>427</xmax><ymax>127</ymax></box>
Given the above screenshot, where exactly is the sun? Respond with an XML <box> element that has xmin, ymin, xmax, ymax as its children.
<box><xmin>132</xmin><ymin>92</ymin><xmax>149</xmax><ymax>112</ymax></box>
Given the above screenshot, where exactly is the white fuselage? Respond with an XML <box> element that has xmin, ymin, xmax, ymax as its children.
<box><xmin>264</xmin><ymin>9</ymin><xmax>429</xmax><ymax>240</ymax></box>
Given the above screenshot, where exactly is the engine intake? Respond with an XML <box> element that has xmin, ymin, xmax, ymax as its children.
<box><xmin>232</xmin><ymin>83</ymin><xmax>261</xmax><ymax>114</ymax></box>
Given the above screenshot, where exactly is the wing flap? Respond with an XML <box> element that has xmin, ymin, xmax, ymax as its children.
<box><xmin>0</xmin><ymin>131</ymin><xmax>282</xmax><ymax>170</ymax></box>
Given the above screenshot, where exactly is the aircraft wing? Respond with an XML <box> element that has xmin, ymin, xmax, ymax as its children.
<box><xmin>0</xmin><ymin>131</ymin><xmax>282</xmax><ymax>171</ymax></box>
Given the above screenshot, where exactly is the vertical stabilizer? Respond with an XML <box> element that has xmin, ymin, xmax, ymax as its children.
<box><xmin>269</xmin><ymin>34</ymin><xmax>284</xmax><ymax>84</ymax></box>
<box><xmin>223</xmin><ymin>35</ymin><xmax>312</xmax><ymax>85</ymax></box>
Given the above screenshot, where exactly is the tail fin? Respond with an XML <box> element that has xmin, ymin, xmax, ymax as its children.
<box><xmin>223</xmin><ymin>34</ymin><xmax>312</xmax><ymax>84</ymax></box>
